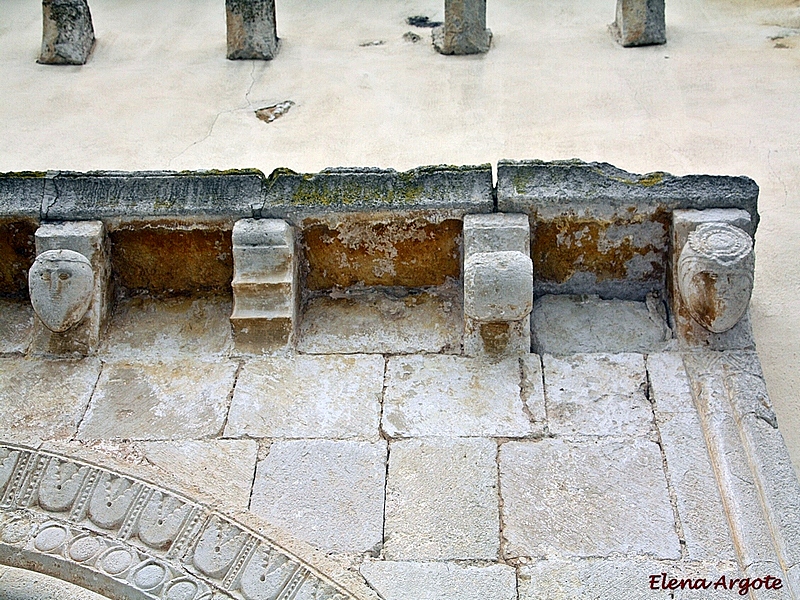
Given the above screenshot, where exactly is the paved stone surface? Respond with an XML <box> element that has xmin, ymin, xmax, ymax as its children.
<box><xmin>77</xmin><ymin>359</ymin><xmax>237</xmax><ymax>440</ymax></box>
<box><xmin>532</xmin><ymin>294</ymin><xmax>672</xmax><ymax>355</ymax></box>
<box><xmin>519</xmin><ymin>559</ymin><xmax>740</xmax><ymax>600</ymax></box>
<box><xmin>647</xmin><ymin>353</ymin><xmax>737</xmax><ymax>562</ymax></box>
<box><xmin>101</xmin><ymin>296</ymin><xmax>232</xmax><ymax>357</ymax></box>
<box><xmin>0</xmin><ymin>299</ymin><xmax>33</xmax><ymax>354</ymax></box>
<box><xmin>384</xmin><ymin>437</ymin><xmax>499</xmax><ymax>560</ymax></box>
<box><xmin>360</xmin><ymin>561</ymin><xmax>516</xmax><ymax>600</ymax></box>
<box><xmin>544</xmin><ymin>353</ymin><xmax>654</xmax><ymax>437</ymax></box>
<box><xmin>500</xmin><ymin>438</ymin><xmax>680</xmax><ymax>559</ymax></box>
<box><xmin>225</xmin><ymin>354</ymin><xmax>384</xmax><ymax>440</ymax></box>
<box><xmin>298</xmin><ymin>290</ymin><xmax>462</xmax><ymax>355</ymax></box>
<box><xmin>0</xmin><ymin>357</ymin><xmax>101</xmax><ymax>446</ymax></box>
<box><xmin>250</xmin><ymin>439</ymin><xmax>387</xmax><ymax>554</ymax></box>
<box><xmin>383</xmin><ymin>355</ymin><xmax>538</xmax><ymax>438</ymax></box>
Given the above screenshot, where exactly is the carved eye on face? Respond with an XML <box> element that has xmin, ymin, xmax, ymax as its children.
<box><xmin>41</xmin><ymin>272</ymin><xmax>51</xmax><ymax>281</ymax></box>
<box><xmin>58</xmin><ymin>272</ymin><xmax>70</xmax><ymax>281</ymax></box>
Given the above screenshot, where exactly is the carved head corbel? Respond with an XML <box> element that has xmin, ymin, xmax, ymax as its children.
<box><xmin>28</xmin><ymin>249</ymin><xmax>95</xmax><ymax>333</ymax></box>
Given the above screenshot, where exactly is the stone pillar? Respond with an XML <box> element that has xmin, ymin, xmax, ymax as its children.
<box><xmin>433</xmin><ymin>0</ymin><xmax>492</xmax><ymax>55</ymax></box>
<box><xmin>38</xmin><ymin>0</ymin><xmax>95</xmax><ymax>65</ymax></box>
<box><xmin>463</xmin><ymin>214</ymin><xmax>532</xmax><ymax>357</ymax></box>
<box><xmin>226</xmin><ymin>0</ymin><xmax>280</xmax><ymax>60</ymax></box>
<box><xmin>670</xmin><ymin>209</ymin><xmax>755</xmax><ymax>348</ymax></box>
<box><xmin>611</xmin><ymin>0</ymin><xmax>666</xmax><ymax>47</ymax></box>
<box><xmin>29</xmin><ymin>221</ymin><xmax>110</xmax><ymax>355</ymax></box>
<box><xmin>231</xmin><ymin>219</ymin><xmax>297</xmax><ymax>353</ymax></box>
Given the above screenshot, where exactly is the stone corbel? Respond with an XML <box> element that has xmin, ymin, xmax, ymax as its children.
<box><xmin>38</xmin><ymin>0</ymin><xmax>95</xmax><ymax>65</ymax></box>
<box><xmin>29</xmin><ymin>221</ymin><xmax>111</xmax><ymax>355</ymax></box>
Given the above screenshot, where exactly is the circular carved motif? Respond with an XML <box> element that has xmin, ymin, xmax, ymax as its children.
<box><xmin>69</xmin><ymin>535</ymin><xmax>102</xmax><ymax>562</ymax></box>
<box><xmin>33</xmin><ymin>525</ymin><xmax>68</xmax><ymax>552</ymax></box>
<box><xmin>98</xmin><ymin>547</ymin><xmax>134</xmax><ymax>575</ymax></box>
<box><xmin>687</xmin><ymin>223</ymin><xmax>753</xmax><ymax>266</ymax></box>
<box><xmin>132</xmin><ymin>561</ymin><xmax>168</xmax><ymax>591</ymax></box>
<box><xmin>164</xmin><ymin>578</ymin><xmax>199</xmax><ymax>600</ymax></box>
<box><xmin>0</xmin><ymin>517</ymin><xmax>35</xmax><ymax>544</ymax></box>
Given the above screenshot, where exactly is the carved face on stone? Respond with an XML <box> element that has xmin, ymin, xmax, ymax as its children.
<box><xmin>28</xmin><ymin>249</ymin><xmax>94</xmax><ymax>333</ymax></box>
<box><xmin>677</xmin><ymin>223</ymin><xmax>754</xmax><ymax>333</ymax></box>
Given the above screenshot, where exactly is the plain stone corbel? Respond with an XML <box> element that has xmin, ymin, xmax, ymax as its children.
<box><xmin>611</xmin><ymin>0</ymin><xmax>666</xmax><ymax>47</ymax></box>
<box><xmin>230</xmin><ymin>218</ymin><xmax>297</xmax><ymax>353</ymax></box>
<box><xmin>29</xmin><ymin>221</ymin><xmax>111</xmax><ymax>356</ymax></box>
<box><xmin>226</xmin><ymin>0</ymin><xmax>280</xmax><ymax>60</ymax></box>
<box><xmin>462</xmin><ymin>214</ymin><xmax>532</xmax><ymax>357</ymax></box>
<box><xmin>38</xmin><ymin>0</ymin><xmax>95</xmax><ymax>65</ymax></box>
<box><xmin>433</xmin><ymin>0</ymin><xmax>492</xmax><ymax>55</ymax></box>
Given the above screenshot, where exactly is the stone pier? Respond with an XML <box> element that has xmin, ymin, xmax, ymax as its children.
<box><xmin>433</xmin><ymin>0</ymin><xmax>492</xmax><ymax>55</ymax></box>
<box><xmin>226</xmin><ymin>0</ymin><xmax>280</xmax><ymax>60</ymax></box>
<box><xmin>611</xmin><ymin>0</ymin><xmax>666</xmax><ymax>47</ymax></box>
<box><xmin>38</xmin><ymin>0</ymin><xmax>95</xmax><ymax>65</ymax></box>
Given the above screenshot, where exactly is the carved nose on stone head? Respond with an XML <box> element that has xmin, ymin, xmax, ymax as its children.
<box><xmin>677</xmin><ymin>223</ymin><xmax>754</xmax><ymax>333</ymax></box>
<box><xmin>28</xmin><ymin>249</ymin><xmax>95</xmax><ymax>333</ymax></box>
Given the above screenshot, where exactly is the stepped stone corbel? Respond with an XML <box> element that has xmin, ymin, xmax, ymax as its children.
<box><xmin>29</xmin><ymin>221</ymin><xmax>110</xmax><ymax>355</ymax></box>
<box><xmin>230</xmin><ymin>218</ymin><xmax>297</xmax><ymax>353</ymax></box>
<box><xmin>671</xmin><ymin>208</ymin><xmax>755</xmax><ymax>347</ymax></box>
<box><xmin>38</xmin><ymin>0</ymin><xmax>95</xmax><ymax>65</ymax></box>
<box><xmin>463</xmin><ymin>213</ymin><xmax>532</xmax><ymax>357</ymax></box>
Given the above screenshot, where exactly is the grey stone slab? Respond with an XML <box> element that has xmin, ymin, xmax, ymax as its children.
<box><xmin>543</xmin><ymin>353</ymin><xmax>654</xmax><ymax>437</ymax></box>
<box><xmin>225</xmin><ymin>354</ymin><xmax>383</xmax><ymax>440</ymax></box>
<box><xmin>298</xmin><ymin>290</ymin><xmax>462</xmax><ymax>355</ymax></box>
<box><xmin>38</xmin><ymin>0</ymin><xmax>95</xmax><ymax>65</ymax></box>
<box><xmin>77</xmin><ymin>359</ymin><xmax>237</xmax><ymax>440</ymax></box>
<box><xmin>532</xmin><ymin>294</ymin><xmax>672</xmax><ymax>355</ymax></box>
<box><xmin>384</xmin><ymin>437</ymin><xmax>499</xmax><ymax>560</ymax></box>
<box><xmin>43</xmin><ymin>170</ymin><xmax>264</xmax><ymax>221</ymax></box>
<box><xmin>0</xmin><ymin>357</ymin><xmax>101</xmax><ymax>446</ymax></box>
<box><xmin>360</xmin><ymin>561</ymin><xmax>516</xmax><ymax>600</ymax></box>
<box><xmin>226</xmin><ymin>0</ymin><xmax>279</xmax><ymax>60</ymax></box>
<box><xmin>382</xmin><ymin>355</ymin><xmax>538</xmax><ymax>438</ymax></box>
<box><xmin>433</xmin><ymin>0</ymin><xmax>492</xmax><ymax>55</ymax></box>
<box><xmin>100</xmin><ymin>296</ymin><xmax>232</xmax><ymax>358</ymax></box>
<box><xmin>250</xmin><ymin>439</ymin><xmax>387</xmax><ymax>554</ymax></box>
<box><xmin>261</xmin><ymin>165</ymin><xmax>493</xmax><ymax>220</ymax></box>
<box><xmin>496</xmin><ymin>160</ymin><xmax>759</xmax><ymax>226</ymax></box>
<box><xmin>519</xmin><ymin>559</ymin><xmax>743</xmax><ymax>600</ymax></box>
<box><xmin>0</xmin><ymin>173</ymin><xmax>46</xmax><ymax>218</ymax></box>
<box><xmin>612</xmin><ymin>0</ymin><xmax>666</xmax><ymax>47</ymax></box>
<box><xmin>500</xmin><ymin>438</ymin><xmax>680</xmax><ymax>559</ymax></box>
<box><xmin>463</xmin><ymin>213</ymin><xmax>530</xmax><ymax>256</ymax></box>
<box><xmin>0</xmin><ymin>299</ymin><xmax>33</xmax><ymax>354</ymax></box>
<box><xmin>647</xmin><ymin>353</ymin><xmax>737</xmax><ymax>562</ymax></box>
<box><xmin>0</xmin><ymin>564</ymin><xmax>109</xmax><ymax>600</ymax></box>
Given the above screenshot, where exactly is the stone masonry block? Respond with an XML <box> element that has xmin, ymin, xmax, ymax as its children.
<box><xmin>500</xmin><ymin>438</ymin><xmax>681</xmax><ymax>559</ymax></box>
<box><xmin>611</xmin><ymin>0</ymin><xmax>666</xmax><ymax>47</ymax></box>
<box><xmin>384</xmin><ymin>437</ymin><xmax>499</xmax><ymax>560</ymax></box>
<box><xmin>250</xmin><ymin>440</ymin><xmax>387</xmax><ymax>554</ymax></box>
<box><xmin>225</xmin><ymin>354</ymin><xmax>384</xmax><ymax>440</ymax></box>
<box><xmin>30</xmin><ymin>221</ymin><xmax>110</xmax><ymax>356</ymax></box>
<box><xmin>361</xmin><ymin>561</ymin><xmax>517</xmax><ymax>600</ymax></box>
<box><xmin>543</xmin><ymin>353</ymin><xmax>654</xmax><ymax>437</ymax></box>
<box><xmin>231</xmin><ymin>218</ymin><xmax>297</xmax><ymax>352</ymax></box>
<box><xmin>433</xmin><ymin>0</ymin><xmax>492</xmax><ymax>55</ymax></box>
<box><xmin>226</xmin><ymin>0</ymin><xmax>280</xmax><ymax>61</ymax></box>
<box><xmin>38</xmin><ymin>0</ymin><xmax>95</xmax><ymax>65</ymax></box>
<box><xmin>463</xmin><ymin>213</ymin><xmax>530</xmax><ymax>257</ymax></box>
<box><xmin>464</xmin><ymin>251</ymin><xmax>533</xmax><ymax>322</ymax></box>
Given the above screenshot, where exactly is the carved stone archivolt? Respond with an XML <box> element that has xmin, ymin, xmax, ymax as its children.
<box><xmin>677</xmin><ymin>223</ymin><xmax>755</xmax><ymax>334</ymax></box>
<box><xmin>0</xmin><ymin>443</ymin><xmax>357</xmax><ymax>600</ymax></box>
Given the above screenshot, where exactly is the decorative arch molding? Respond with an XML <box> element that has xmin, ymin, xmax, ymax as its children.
<box><xmin>0</xmin><ymin>443</ymin><xmax>368</xmax><ymax>600</ymax></box>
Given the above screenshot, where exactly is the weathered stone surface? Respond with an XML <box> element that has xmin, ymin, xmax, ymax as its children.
<box><xmin>463</xmin><ymin>213</ymin><xmax>530</xmax><ymax>256</ymax></box>
<box><xmin>611</xmin><ymin>0</ymin><xmax>666</xmax><ymax>47</ymax></box>
<box><xmin>0</xmin><ymin>299</ymin><xmax>33</xmax><ymax>354</ymax></box>
<box><xmin>262</xmin><ymin>165</ymin><xmax>493</xmax><ymax>219</ymax></box>
<box><xmin>100</xmin><ymin>296</ymin><xmax>232</xmax><ymax>357</ymax></box>
<box><xmin>531</xmin><ymin>294</ymin><xmax>672</xmax><ymax>355</ymax></box>
<box><xmin>109</xmin><ymin>222</ymin><xmax>233</xmax><ymax>296</ymax></box>
<box><xmin>496</xmin><ymin>160</ymin><xmax>759</xmax><ymax>300</ymax></box>
<box><xmin>298</xmin><ymin>289</ymin><xmax>462</xmax><ymax>354</ymax></box>
<box><xmin>42</xmin><ymin>170</ymin><xmax>264</xmax><ymax>221</ymax></box>
<box><xmin>384</xmin><ymin>437</ymin><xmax>499</xmax><ymax>560</ymax></box>
<box><xmin>500</xmin><ymin>438</ymin><xmax>680</xmax><ymax>559</ymax></box>
<box><xmin>0</xmin><ymin>357</ymin><xmax>101</xmax><ymax>445</ymax></box>
<box><xmin>433</xmin><ymin>0</ymin><xmax>492</xmax><ymax>55</ymax></box>
<box><xmin>38</xmin><ymin>0</ymin><xmax>95</xmax><ymax>65</ymax></box>
<box><xmin>302</xmin><ymin>217</ymin><xmax>462</xmax><ymax>290</ymax></box>
<box><xmin>382</xmin><ymin>355</ymin><xmax>539</xmax><ymax>438</ymax></box>
<box><xmin>77</xmin><ymin>359</ymin><xmax>237</xmax><ymax>440</ymax></box>
<box><xmin>0</xmin><ymin>219</ymin><xmax>37</xmax><ymax>298</ymax></box>
<box><xmin>29</xmin><ymin>249</ymin><xmax>94</xmax><ymax>333</ymax></box>
<box><xmin>360</xmin><ymin>561</ymin><xmax>516</xmax><ymax>600</ymax></box>
<box><xmin>250</xmin><ymin>440</ymin><xmax>387</xmax><ymax>554</ymax></box>
<box><xmin>226</xmin><ymin>0</ymin><xmax>280</xmax><ymax>60</ymax></box>
<box><xmin>0</xmin><ymin>565</ymin><xmax>109</xmax><ymax>600</ymax></box>
<box><xmin>464</xmin><ymin>251</ymin><xmax>533</xmax><ymax>322</ymax></box>
<box><xmin>646</xmin><ymin>353</ymin><xmax>737</xmax><ymax>561</ymax></box>
<box><xmin>543</xmin><ymin>353</ymin><xmax>654</xmax><ymax>437</ymax></box>
<box><xmin>672</xmin><ymin>209</ymin><xmax>756</xmax><ymax>349</ymax></box>
<box><xmin>225</xmin><ymin>354</ymin><xmax>384</xmax><ymax>440</ymax></box>
<box><xmin>519</xmin><ymin>559</ymin><xmax>741</xmax><ymax>600</ymax></box>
